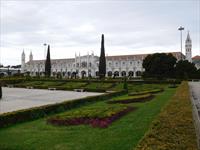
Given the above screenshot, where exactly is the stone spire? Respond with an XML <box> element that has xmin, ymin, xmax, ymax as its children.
<box><xmin>185</xmin><ymin>31</ymin><xmax>192</xmax><ymax>62</ymax></box>
<box><xmin>29</xmin><ymin>51</ymin><xmax>33</xmax><ymax>62</ymax></box>
<box><xmin>21</xmin><ymin>50</ymin><xmax>25</xmax><ymax>73</ymax></box>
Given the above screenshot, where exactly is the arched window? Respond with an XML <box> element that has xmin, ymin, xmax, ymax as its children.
<box><xmin>96</xmin><ymin>71</ymin><xmax>99</xmax><ymax>76</ymax></box>
<box><xmin>81</xmin><ymin>71</ymin><xmax>86</xmax><ymax>77</ymax></box>
<box><xmin>82</xmin><ymin>62</ymin><xmax>87</xmax><ymax>68</ymax></box>
<box><xmin>114</xmin><ymin>71</ymin><xmax>119</xmax><ymax>77</ymax></box>
<box><xmin>107</xmin><ymin>71</ymin><xmax>112</xmax><ymax>77</ymax></box>
<box><xmin>121</xmin><ymin>71</ymin><xmax>126</xmax><ymax>77</ymax></box>
<box><xmin>136</xmin><ymin>71</ymin><xmax>142</xmax><ymax>77</ymax></box>
<box><xmin>128</xmin><ymin>71</ymin><xmax>134</xmax><ymax>76</ymax></box>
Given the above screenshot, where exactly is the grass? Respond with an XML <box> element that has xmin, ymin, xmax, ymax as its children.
<box><xmin>135</xmin><ymin>82</ymin><xmax>198</xmax><ymax>150</ymax></box>
<box><xmin>85</xmin><ymin>82</ymin><xmax>113</xmax><ymax>89</ymax></box>
<box><xmin>0</xmin><ymin>86</ymin><xmax>176</xmax><ymax>150</ymax></box>
<box><xmin>57</xmin><ymin>82</ymin><xmax>87</xmax><ymax>89</ymax></box>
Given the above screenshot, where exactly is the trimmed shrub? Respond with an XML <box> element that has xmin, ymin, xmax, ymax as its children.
<box><xmin>135</xmin><ymin>82</ymin><xmax>198</xmax><ymax>149</ymax></box>
<box><xmin>108</xmin><ymin>94</ymin><xmax>154</xmax><ymax>104</ymax></box>
<box><xmin>0</xmin><ymin>90</ymin><xmax>126</xmax><ymax>128</ymax></box>
<box><xmin>128</xmin><ymin>88</ymin><xmax>163</xmax><ymax>96</ymax></box>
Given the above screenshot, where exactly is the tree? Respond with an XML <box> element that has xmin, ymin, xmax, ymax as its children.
<box><xmin>45</xmin><ymin>45</ymin><xmax>51</xmax><ymax>77</ymax></box>
<box><xmin>98</xmin><ymin>34</ymin><xmax>106</xmax><ymax>79</ymax></box>
<box><xmin>196</xmin><ymin>69</ymin><xmax>200</xmax><ymax>79</ymax></box>
<box><xmin>0</xmin><ymin>86</ymin><xmax>2</xmax><ymax>99</ymax></box>
<box><xmin>123</xmin><ymin>77</ymin><xmax>128</xmax><ymax>91</ymax></box>
<box><xmin>175</xmin><ymin>60</ymin><xmax>197</xmax><ymax>79</ymax></box>
<box><xmin>143</xmin><ymin>53</ymin><xmax>177</xmax><ymax>79</ymax></box>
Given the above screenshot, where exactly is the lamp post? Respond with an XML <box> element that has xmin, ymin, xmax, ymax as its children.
<box><xmin>43</xmin><ymin>43</ymin><xmax>47</xmax><ymax>76</ymax></box>
<box><xmin>43</xmin><ymin>43</ymin><xmax>47</xmax><ymax>59</ymax></box>
<box><xmin>178</xmin><ymin>26</ymin><xmax>184</xmax><ymax>60</ymax></box>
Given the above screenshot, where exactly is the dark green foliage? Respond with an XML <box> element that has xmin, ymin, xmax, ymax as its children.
<box><xmin>45</xmin><ymin>45</ymin><xmax>51</xmax><ymax>77</ymax></box>
<box><xmin>0</xmin><ymin>90</ymin><xmax>126</xmax><ymax>128</ymax></box>
<box><xmin>108</xmin><ymin>94</ymin><xmax>154</xmax><ymax>104</ymax></box>
<box><xmin>123</xmin><ymin>77</ymin><xmax>128</xmax><ymax>91</ymax></box>
<box><xmin>143</xmin><ymin>53</ymin><xmax>177</xmax><ymax>79</ymax></box>
<box><xmin>128</xmin><ymin>88</ymin><xmax>163</xmax><ymax>96</ymax></box>
<box><xmin>0</xmin><ymin>88</ymin><xmax>1</xmax><ymax>98</ymax></box>
<box><xmin>175</xmin><ymin>60</ymin><xmax>197</xmax><ymax>79</ymax></box>
<box><xmin>99</xmin><ymin>34</ymin><xmax>106</xmax><ymax>79</ymax></box>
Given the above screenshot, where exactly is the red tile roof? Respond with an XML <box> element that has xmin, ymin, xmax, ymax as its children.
<box><xmin>192</xmin><ymin>55</ymin><xmax>200</xmax><ymax>60</ymax></box>
<box><xmin>106</xmin><ymin>52</ymin><xmax>183</xmax><ymax>60</ymax></box>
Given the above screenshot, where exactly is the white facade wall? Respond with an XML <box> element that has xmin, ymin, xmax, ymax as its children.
<box><xmin>24</xmin><ymin>53</ymin><xmax>144</xmax><ymax>78</ymax></box>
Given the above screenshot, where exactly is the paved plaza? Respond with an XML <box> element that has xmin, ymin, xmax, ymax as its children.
<box><xmin>0</xmin><ymin>87</ymin><xmax>103</xmax><ymax>114</ymax></box>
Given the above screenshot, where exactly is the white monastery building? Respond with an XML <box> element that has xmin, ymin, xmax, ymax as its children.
<box><xmin>21</xmin><ymin>32</ymin><xmax>197</xmax><ymax>78</ymax></box>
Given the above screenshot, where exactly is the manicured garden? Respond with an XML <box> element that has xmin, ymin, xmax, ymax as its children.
<box><xmin>0</xmin><ymin>84</ymin><xmax>177</xmax><ymax>150</ymax></box>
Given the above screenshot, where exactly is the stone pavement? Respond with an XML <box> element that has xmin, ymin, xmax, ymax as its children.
<box><xmin>189</xmin><ymin>81</ymin><xmax>200</xmax><ymax>149</ymax></box>
<box><xmin>0</xmin><ymin>87</ymin><xmax>103</xmax><ymax>114</ymax></box>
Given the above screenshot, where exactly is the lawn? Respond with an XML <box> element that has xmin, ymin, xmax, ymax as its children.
<box><xmin>83</xmin><ymin>82</ymin><xmax>114</xmax><ymax>91</ymax></box>
<box><xmin>0</xmin><ymin>86</ymin><xmax>176</xmax><ymax>150</ymax></box>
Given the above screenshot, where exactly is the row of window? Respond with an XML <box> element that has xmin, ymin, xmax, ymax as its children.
<box><xmin>30</xmin><ymin>70</ymin><xmax>142</xmax><ymax>77</ymax></box>
<box><xmin>30</xmin><ymin>60</ymin><xmax>142</xmax><ymax>69</ymax></box>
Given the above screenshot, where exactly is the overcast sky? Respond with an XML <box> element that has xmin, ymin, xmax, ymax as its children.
<box><xmin>0</xmin><ymin>0</ymin><xmax>199</xmax><ymax>65</ymax></box>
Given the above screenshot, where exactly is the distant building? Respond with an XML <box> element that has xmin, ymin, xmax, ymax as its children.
<box><xmin>192</xmin><ymin>55</ymin><xmax>200</xmax><ymax>70</ymax></box>
<box><xmin>21</xmin><ymin>51</ymin><xmax>183</xmax><ymax>78</ymax></box>
<box><xmin>21</xmin><ymin>32</ymin><xmax>198</xmax><ymax>78</ymax></box>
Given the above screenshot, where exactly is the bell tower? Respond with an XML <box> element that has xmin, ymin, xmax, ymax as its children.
<box><xmin>21</xmin><ymin>50</ymin><xmax>25</xmax><ymax>73</ymax></box>
<box><xmin>29</xmin><ymin>51</ymin><xmax>33</xmax><ymax>62</ymax></box>
<box><xmin>185</xmin><ymin>31</ymin><xmax>192</xmax><ymax>62</ymax></box>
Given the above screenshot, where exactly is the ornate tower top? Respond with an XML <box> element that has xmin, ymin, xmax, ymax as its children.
<box><xmin>22</xmin><ymin>50</ymin><xmax>25</xmax><ymax>56</ymax></box>
<box><xmin>29</xmin><ymin>51</ymin><xmax>33</xmax><ymax>61</ymax></box>
<box><xmin>186</xmin><ymin>31</ymin><xmax>192</xmax><ymax>43</ymax></box>
<box><xmin>185</xmin><ymin>31</ymin><xmax>192</xmax><ymax>62</ymax></box>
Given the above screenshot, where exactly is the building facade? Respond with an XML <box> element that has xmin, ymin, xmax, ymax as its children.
<box><xmin>21</xmin><ymin>32</ymin><xmax>196</xmax><ymax>78</ymax></box>
<box><xmin>21</xmin><ymin>51</ymin><xmax>183</xmax><ymax>78</ymax></box>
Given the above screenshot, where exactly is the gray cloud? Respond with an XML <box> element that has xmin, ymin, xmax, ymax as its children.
<box><xmin>0</xmin><ymin>0</ymin><xmax>199</xmax><ymax>65</ymax></box>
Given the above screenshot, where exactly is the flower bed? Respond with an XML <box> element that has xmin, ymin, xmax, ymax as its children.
<box><xmin>47</xmin><ymin>105</ymin><xmax>135</xmax><ymax>128</ymax></box>
<box><xmin>128</xmin><ymin>88</ymin><xmax>163</xmax><ymax>96</ymax></box>
<box><xmin>108</xmin><ymin>94</ymin><xmax>154</xmax><ymax>104</ymax></box>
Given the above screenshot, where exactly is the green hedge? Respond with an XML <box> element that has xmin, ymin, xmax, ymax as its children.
<box><xmin>0</xmin><ymin>90</ymin><xmax>126</xmax><ymax>128</ymax></box>
<box><xmin>128</xmin><ymin>88</ymin><xmax>163</xmax><ymax>96</ymax></box>
<box><xmin>108</xmin><ymin>94</ymin><xmax>154</xmax><ymax>104</ymax></box>
<box><xmin>135</xmin><ymin>82</ymin><xmax>198</xmax><ymax>149</ymax></box>
<box><xmin>0</xmin><ymin>77</ymin><xmax>181</xmax><ymax>86</ymax></box>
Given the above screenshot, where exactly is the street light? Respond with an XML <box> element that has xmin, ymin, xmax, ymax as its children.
<box><xmin>43</xmin><ymin>43</ymin><xmax>47</xmax><ymax>59</ymax></box>
<box><xmin>178</xmin><ymin>26</ymin><xmax>184</xmax><ymax>60</ymax></box>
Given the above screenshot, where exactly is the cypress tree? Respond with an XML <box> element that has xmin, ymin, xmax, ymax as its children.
<box><xmin>0</xmin><ymin>86</ymin><xmax>2</xmax><ymax>99</ymax></box>
<box><xmin>123</xmin><ymin>77</ymin><xmax>128</xmax><ymax>92</ymax></box>
<box><xmin>99</xmin><ymin>34</ymin><xmax>106</xmax><ymax>79</ymax></box>
<box><xmin>45</xmin><ymin>45</ymin><xmax>51</xmax><ymax>77</ymax></box>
